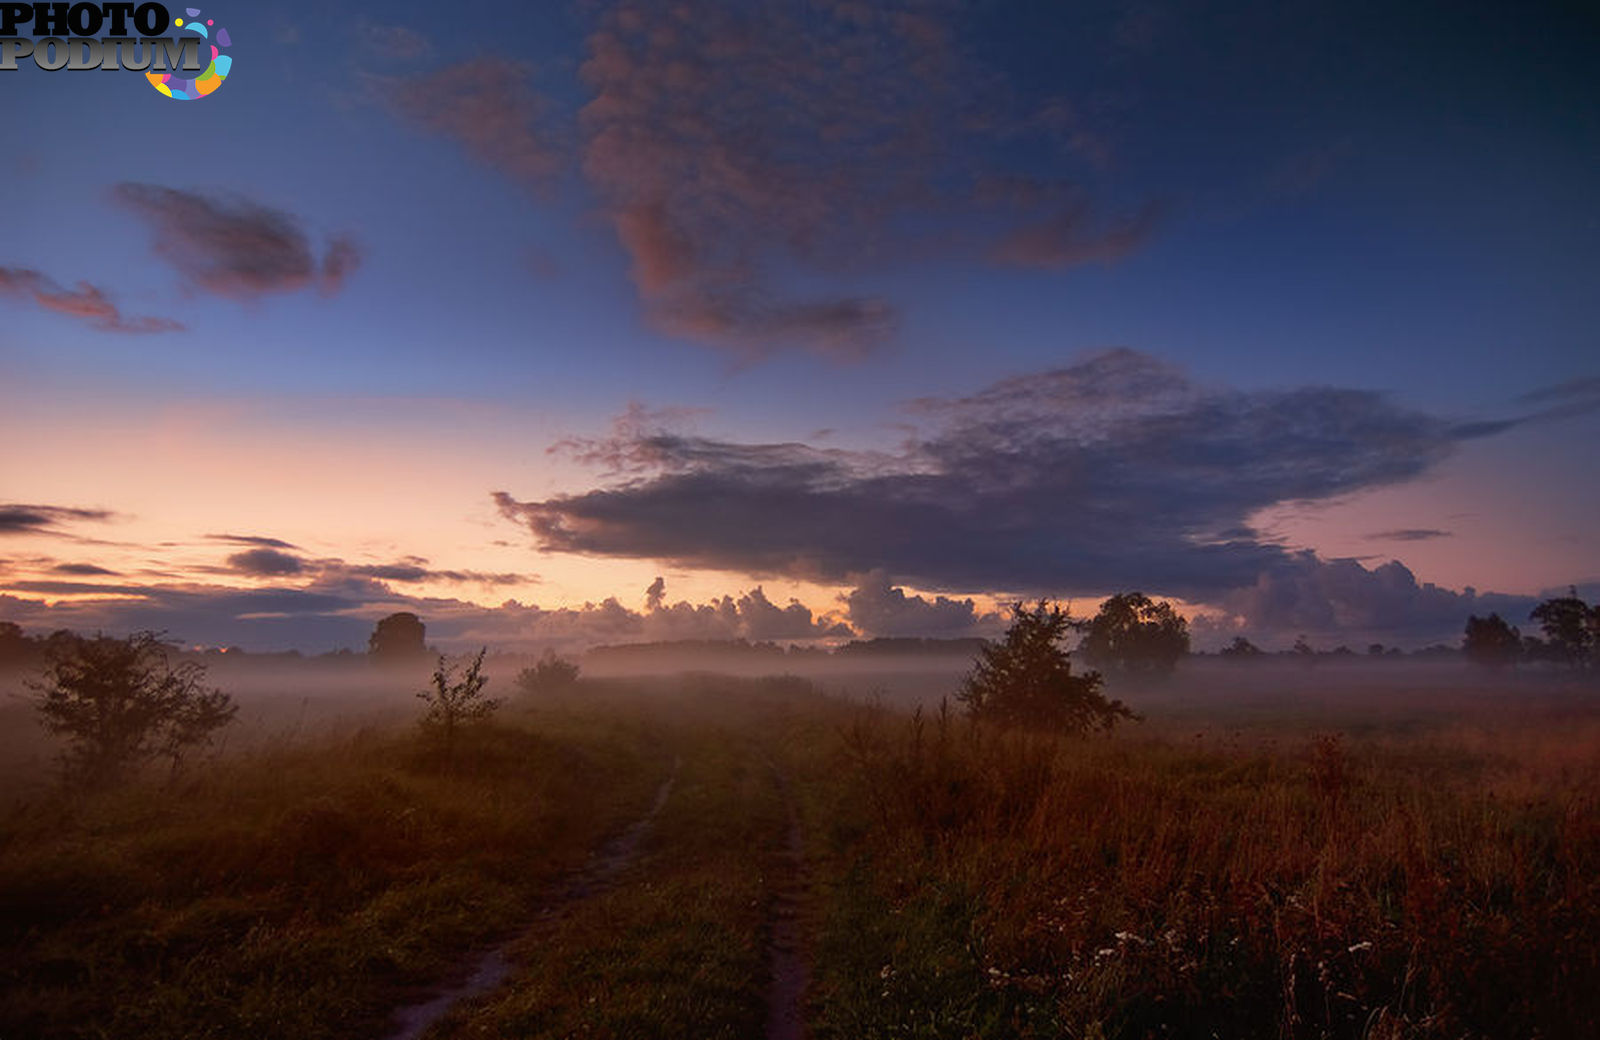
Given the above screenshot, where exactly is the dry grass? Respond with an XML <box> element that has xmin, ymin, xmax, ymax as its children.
<box><xmin>802</xmin><ymin>696</ymin><xmax>1600</xmax><ymax>1038</ymax></box>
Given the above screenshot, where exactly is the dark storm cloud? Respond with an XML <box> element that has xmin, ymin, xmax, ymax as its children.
<box><xmin>0</xmin><ymin>267</ymin><xmax>183</xmax><ymax>333</ymax></box>
<box><xmin>227</xmin><ymin>548</ymin><xmax>306</xmax><ymax>576</ymax></box>
<box><xmin>111</xmin><ymin>184</ymin><xmax>362</xmax><ymax>299</ymax></box>
<box><xmin>0</xmin><ymin>504</ymin><xmax>115</xmax><ymax>535</ymax></box>
<box><xmin>497</xmin><ymin>350</ymin><xmax>1500</xmax><ymax>599</ymax></box>
<box><xmin>1364</xmin><ymin>529</ymin><xmax>1451</xmax><ymax>542</ymax></box>
<box><xmin>388</xmin><ymin>57</ymin><xmax>563</xmax><ymax>189</ymax></box>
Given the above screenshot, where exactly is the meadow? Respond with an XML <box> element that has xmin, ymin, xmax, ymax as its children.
<box><xmin>1</xmin><ymin>662</ymin><xmax>1596</xmax><ymax>1039</ymax></box>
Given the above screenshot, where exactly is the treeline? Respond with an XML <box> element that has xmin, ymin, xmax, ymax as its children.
<box><xmin>1463</xmin><ymin>587</ymin><xmax>1599</xmax><ymax>671</ymax></box>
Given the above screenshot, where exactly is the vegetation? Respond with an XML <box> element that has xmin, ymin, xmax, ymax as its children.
<box><xmin>809</xmin><ymin>700</ymin><xmax>1600</xmax><ymax>1039</ymax></box>
<box><xmin>1078</xmin><ymin>592</ymin><xmax>1191</xmax><ymax>674</ymax></box>
<box><xmin>515</xmin><ymin>650</ymin><xmax>581</xmax><ymax>695</ymax></box>
<box><xmin>2</xmin><ymin>629</ymin><xmax>1597</xmax><ymax>1040</ymax></box>
<box><xmin>28</xmin><ymin>630</ymin><xmax>236</xmax><ymax>785</ymax></box>
<box><xmin>1462</xmin><ymin>612</ymin><xmax>1521</xmax><ymax>669</ymax></box>
<box><xmin>369</xmin><ymin>611</ymin><xmax>427</xmax><ymax>660</ymax></box>
<box><xmin>417</xmin><ymin>647</ymin><xmax>498</xmax><ymax>767</ymax></box>
<box><xmin>957</xmin><ymin>601</ymin><xmax>1134</xmax><ymax>734</ymax></box>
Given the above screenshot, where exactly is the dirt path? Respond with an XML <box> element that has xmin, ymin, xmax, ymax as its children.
<box><xmin>381</xmin><ymin>756</ymin><xmax>682</xmax><ymax>1040</ymax></box>
<box><xmin>763</xmin><ymin>765</ymin><xmax>812</xmax><ymax>1040</ymax></box>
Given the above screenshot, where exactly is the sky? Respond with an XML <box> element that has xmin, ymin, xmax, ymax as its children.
<box><xmin>2</xmin><ymin>0</ymin><xmax>1596</xmax><ymax>653</ymax></box>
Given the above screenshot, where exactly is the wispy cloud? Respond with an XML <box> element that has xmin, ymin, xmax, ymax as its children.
<box><xmin>0</xmin><ymin>267</ymin><xmax>183</xmax><ymax>333</ymax></box>
<box><xmin>1364</xmin><ymin>528</ymin><xmax>1451</xmax><ymax>542</ymax></box>
<box><xmin>0</xmin><ymin>503</ymin><xmax>115</xmax><ymax>536</ymax></box>
<box><xmin>387</xmin><ymin>57</ymin><xmax>562</xmax><ymax>190</ymax></box>
<box><xmin>112</xmin><ymin>184</ymin><xmax>361</xmax><ymax>299</ymax></box>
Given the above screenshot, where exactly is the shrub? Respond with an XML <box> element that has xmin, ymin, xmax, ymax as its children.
<box><xmin>29</xmin><ymin>631</ymin><xmax>237</xmax><ymax>784</ymax></box>
<box><xmin>957</xmin><ymin>601</ymin><xmax>1134</xmax><ymax>733</ymax></box>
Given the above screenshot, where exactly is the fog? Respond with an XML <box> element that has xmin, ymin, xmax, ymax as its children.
<box><xmin>4</xmin><ymin>646</ymin><xmax>1587</xmax><ymax>794</ymax></box>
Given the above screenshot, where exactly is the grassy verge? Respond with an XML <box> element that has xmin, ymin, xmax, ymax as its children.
<box><xmin>0</xmin><ymin>701</ymin><xmax>667</xmax><ymax>1040</ymax></box>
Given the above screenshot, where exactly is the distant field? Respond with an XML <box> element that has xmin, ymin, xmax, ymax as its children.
<box><xmin>1</xmin><ymin>665</ymin><xmax>1595</xmax><ymax>1038</ymax></box>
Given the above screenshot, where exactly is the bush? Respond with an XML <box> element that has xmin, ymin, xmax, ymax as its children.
<box><xmin>957</xmin><ymin>601</ymin><xmax>1134</xmax><ymax>733</ymax></box>
<box><xmin>417</xmin><ymin>648</ymin><xmax>499</xmax><ymax>766</ymax></box>
<box><xmin>515</xmin><ymin>651</ymin><xmax>581</xmax><ymax>695</ymax></box>
<box><xmin>29</xmin><ymin>631</ymin><xmax>236</xmax><ymax>784</ymax></box>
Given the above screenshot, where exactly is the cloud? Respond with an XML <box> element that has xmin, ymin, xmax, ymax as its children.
<box><xmin>843</xmin><ymin>571</ymin><xmax>1000</xmax><ymax>637</ymax></box>
<box><xmin>0</xmin><ymin>576</ymin><xmax>848</xmax><ymax>654</ymax></box>
<box><xmin>1517</xmin><ymin>375</ymin><xmax>1600</xmax><ymax>423</ymax></box>
<box><xmin>497</xmin><ymin>349</ymin><xmax>1506</xmax><ymax>601</ymax></box>
<box><xmin>388</xmin><ymin>57</ymin><xmax>562</xmax><ymax>189</ymax></box>
<box><xmin>0</xmin><ymin>266</ymin><xmax>183</xmax><ymax>333</ymax></box>
<box><xmin>1198</xmin><ymin>553</ymin><xmax>1540</xmax><ymax>648</ymax></box>
<box><xmin>206</xmin><ymin>533</ymin><xmax>302</xmax><ymax>550</ymax></box>
<box><xmin>343</xmin><ymin>562</ymin><xmax>529</xmax><ymax>586</ymax></box>
<box><xmin>228</xmin><ymin>547</ymin><xmax>306</xmax><ymax>576</ymax></box>
<box><xmin>570</xmin><ymin>0</ymin><xmax>1157</xmax><ymax>359</ymax></box>
<box><xmin>1364</xmin><ymin>528</ymin><xmax>1451</xmax><ymax>542</ymax></box>
<box><xmin>357</xmin><ymin>20</ymin><xmax>432</xmax><ymax>60</ymax></box>
<box><xmin>112</xmin><ymin>184</ymin><xmax>362</xmax><ymax>299</ymax></box>
<box><xmin>0</xmin><ymin>503</ymin><xmax>115</xmax><ymax>535</ymax></box>
<box><xmin>991</xmin><ymin>199</ymin><xmax>1165</xmax><ymax>269</ymax></box>
<box><xmin>51</xmin><ymin>562</ymin><xmax>119</xmax><ymax>576</ymax></box>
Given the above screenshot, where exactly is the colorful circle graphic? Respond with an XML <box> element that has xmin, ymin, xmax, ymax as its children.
<box><xmin>147</xmin><ymin>8</ymin><xmax>232</xmax><ymax>100</ymax></box>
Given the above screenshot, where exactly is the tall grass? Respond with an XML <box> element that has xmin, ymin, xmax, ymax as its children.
<box><xmin>0</xmin><ymin>703</ymin><xmax>666</xmax><ymax>1040</ymax></box>
<box><xmin>802</xmin><ymin>700</ymin><xmax>1600</xmax><ymax>1039</ymax></box>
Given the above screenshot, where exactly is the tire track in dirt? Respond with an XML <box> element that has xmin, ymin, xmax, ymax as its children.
<box><xmin>381</xmin><ymin>755</ymin><xmax>682</xmax><ymax>1040</ymax></box>
<box><xmin>763</xmin><ymin>763</ymin><xmax>811</xmax><ymax>1040</ymax></box>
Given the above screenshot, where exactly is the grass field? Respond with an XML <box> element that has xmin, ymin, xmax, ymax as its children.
<box><xmin>2</xmin><ymin>668</ymin><xmax>1596</xmax><ymax>1039</ymax></box>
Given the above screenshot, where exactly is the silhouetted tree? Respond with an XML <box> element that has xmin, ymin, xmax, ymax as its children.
<box><xmin>1529</xmin><ymin>589</ymin><xmax>1595</xmax><ymax>672</ymax></box>
<box><xmin>515</xmin><ymin>650</ymin><xmax>580</xmax><ymax>695</ymax></box>
<box><xmin>1462</xmin><ymin>613</ymin><xmax>1522</xmax><ymax>669</ymax></box>
<box><xmin>29</xmin><ymin>631</ymin><xmax>236</xmax><ymax>784</ymax></box>
<box><xmin>1292</xmin><ymin>635</ymin><xmax>1316</xmax><ymax>663</ymax></box>
<box><xmin>1078</xmin><ymin>592</ymin><xmax>1190</xmax><ymax>674</ymax></box>
<box><xmin>418</xmin><ymin>648</ymin><xmax>498</xmax><ymax>767</ymax></box>
<box><xmin>369</xmin><ymin>612</ymin><xmax>427</xmax><ymax>661</ymax></box>
<box><xmin>0</xmin><ymin>621</ymin><xmax>30</xmax><ymax>665</ymax></box>
<box><xmin>958</xmin><ymin>601</ymin><xmax>1134</xmax><ymax>733</ymax></box>
<box><xmin>1220</xmin><ymin>636</ymin><xmax>1263</xmax><ymax>659</ymax></box>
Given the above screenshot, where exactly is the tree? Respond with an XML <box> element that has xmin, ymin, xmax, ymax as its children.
<box><xmin>29</xmin><ymin>631</ymin><xmax>236</xmax><ymax>784</ymax></box>
<box><xmin>369</xmin><ymin>612</ymin><xmax>427</xmax><ymax>661</ymax></box>
<box><xmin>957</xmin><ymin>601</ymin><xmax>1134</xmax><ymax>733</ymax></box>
<box><xmin>417</xmin><ymin>648</ymin><xmax>498</xmax><ymax>765</ymax></box>
<box><xmin>515</xmin><ymin>650</ymin><xmax>580</xmax><ymax>695</ymax></box>
<box><xmin>1078</xmin><ymin>592</ymin><xmax>1190</xmax><ymax>674</ymax></box>
<box><xmin>1529</xmin><ymin>589</ymin><xmax>1595</xmax><ymax>672</ymax></box>
<box><xmin>1462</xmin><ymin>613</ymin><xmax>1522</xmax><ymax>669</ymax></box>
<box><xmin>1219</xmin><ymin>636</ymin><xmax>1263</xmax><ymax>659</ymax></box>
